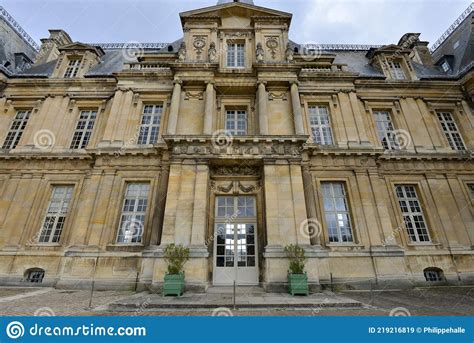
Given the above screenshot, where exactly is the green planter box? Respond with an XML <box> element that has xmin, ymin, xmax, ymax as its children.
<box><xmin>163</xmin><ymin>272</ymin><xmax>185</xmax><ymax>297</ymax></box>
<box><xmin>288</xmin><ymin>273</ymin><xmax>309</xmax><ymax>296</ymax></box>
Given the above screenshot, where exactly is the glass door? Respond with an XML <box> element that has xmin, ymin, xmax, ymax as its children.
<box><xmin>213</xmin><ymin>196</ymin><xmax>258</xmax><ymax>286</ymax></box>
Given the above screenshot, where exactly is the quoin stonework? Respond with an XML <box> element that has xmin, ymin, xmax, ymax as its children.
<box><xmin>0</xmin><ymin>1</ymin><xmax>473</xmax><ymax>292</ymax></box>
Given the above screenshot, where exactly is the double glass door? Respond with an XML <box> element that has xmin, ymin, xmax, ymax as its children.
<box><xmin>213</xmin><ymin>196</ymin><xmax>258</xmax><ymax>286</ymax></box>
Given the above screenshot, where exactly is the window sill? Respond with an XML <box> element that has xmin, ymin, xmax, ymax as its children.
<box><xmin>107</xmin><ymin>243</ymin><xmax>144</xmax><ymax>247</ymax></box>
<box><xmin>326</xmin><ymin>243</ymin><xmax>364</xmax><ymax>248</ymax></box>
<box><xmin>26</xmin><ymin>243</ymin><xmax>61</xmax><ymax>248</ymax></box>
<box><xmin>407</xmin><ymin>242</ymin><xmax>440</xmax><ymax>247</ymax></box>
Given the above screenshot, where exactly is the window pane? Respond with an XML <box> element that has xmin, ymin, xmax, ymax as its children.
<box><xmin>321</xmin><ymin>182</ymin><xmax>353</xmax><ymax>243</ymax></box>
<box><xmin>395</xmin><ymin>185</ymin><xmax>430</xmax><ymax>243</ymax></box>
<box><xmin>116</xmin><ymin>183</ymin><xmax>149</xmax><ymax>243</ymax></box>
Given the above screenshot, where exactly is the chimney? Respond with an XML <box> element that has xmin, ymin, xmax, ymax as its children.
<box><xmin>35</xmin><ymin>29</ymin><xmax>73</xmax><ymax>64</ymax></box>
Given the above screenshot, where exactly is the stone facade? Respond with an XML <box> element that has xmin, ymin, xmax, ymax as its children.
<box><xmin>0</xmin><ymin>1</ymin><xmax>473</xmax><ymax>292</ymax></box>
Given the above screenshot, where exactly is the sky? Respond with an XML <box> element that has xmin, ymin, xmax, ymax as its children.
<box><xmin>2</xmin><ymin>0</ymin><xmax>472</xmax><ymax>48</ymax></box>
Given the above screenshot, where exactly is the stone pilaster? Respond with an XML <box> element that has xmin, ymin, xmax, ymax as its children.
<box><xmin>190</xmin><ymin>163</ymin><xmax>210</xmax><ymax>246</ymax></box>
<box><xmin>257</xmin><ymin>81</ymin><xmax>268</xmax><ymax>135</ymax></box>
<box><xmin>149</xmin><ymin>165</ymin><xmax>169</xmax><ymax>246</ymax></box>
<box><xmin>167</xmin><ymin>80</ymin><xmax>182</xmax><ymax>135</ymax></box>
<box><xmin>301</xmin><ymin>166</ymin><xmax>320</xmax><ymax>245</ymax></box>
<box><xmin>203</xmin><ymin>81</ymin><xmax>215</xmax><ymax>135</ymax></box>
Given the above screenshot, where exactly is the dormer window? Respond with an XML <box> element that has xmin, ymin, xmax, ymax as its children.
<box><xmin>64</xmin><ymin>58</ymin><xmax>82</xmax><ymax>78</ymax></box>
<box><xmin>227</xmin><ymin>42</ymin><xmax>245</xmax><ymax>68</ymax></box>
<box><xmin>441</xmin><ymin>60</ymin><xmax>450</xmax><ymax>72</ymax></box>
<box><xmin>388</xmin><ymin>61</ymin><xmax>406</xmax><ymax>80</ymax></box>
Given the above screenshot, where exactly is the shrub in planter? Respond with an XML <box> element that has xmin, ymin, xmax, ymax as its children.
<box><xmin>284</xmin><ymin>244</ymin><xmax>309</xmax><ymax>296</ymax></box>
<box><xmin>163</xmin><ymin>244</ymin><xmax>190</xmax><ymax>296</ymax></box>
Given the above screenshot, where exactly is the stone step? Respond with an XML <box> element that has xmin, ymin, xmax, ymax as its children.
<box><xmin>106</xmin><ymin>291</ymin><xmax>363</xmax><ymax>311</ymax></box>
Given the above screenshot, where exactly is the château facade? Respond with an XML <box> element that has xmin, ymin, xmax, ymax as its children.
<box><xmin>0</xmin><ymin>0</ymin><xmax>473</xmax><ymax>292</ymax></box>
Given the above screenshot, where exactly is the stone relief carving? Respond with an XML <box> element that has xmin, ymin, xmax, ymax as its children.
<box><xmin>184</xmin><ymin>91</ymin><xmax>204</xmax><ymax>100</ymax></box>
<box><xmin>208</xmin><ymin>42</ymin><xmax>217</xmax><ymax>63</ymax></box>
<box><xmin>193</xmin><ymin>36</ymin><xmax>207</xmax><ymax>59</ymax></box>
<box><xmin>168</xmin><ymin>138</ymin><xmax>307</xmax><ymax>159</ymax></box>
<box><xmin>256</xmin><ymin>43</ymin><xmax>264</xmax><ymax>63</ymax></box>
<box><xmin>178</xmin><ymin>42</ymin><xmax>186</xmax><ymax>62</ymax></box>
<box><xmin>211</xmin><ymin>166</ymin><xmax>261</xmax><ymax>177</ymax></box>
<box><xmin>210</xmin><ymin>180</ymin><xmax>262</xmax><ymax>195</ymax></box>
<box><xmin>268</xmin><ymin>92</ymin><xmax>288</xmax><ymax>101</ymax></box>
<box><xmin>265</xmin><ymin>37</ymin><xmax>279</xmax><ymax>59</ymax></box>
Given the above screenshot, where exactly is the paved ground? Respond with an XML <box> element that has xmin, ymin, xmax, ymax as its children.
<box><xmin>0</xmin><ymin>286</ymin><xmax>472</xmax><ymax>316</ymax></box>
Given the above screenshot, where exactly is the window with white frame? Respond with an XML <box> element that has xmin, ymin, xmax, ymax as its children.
<box><xmin>321</xmin><ymin>182</ymin><xmax>353</xmax><ymax>243</ymax></box>
<box><xmin>388</xmin><ymin>61</ymin><xmax>406</xmax><ymax>80</ymax></box>
<box><xmin>436</xmin><ymin>111</ymin><xmax>466</xmax><ymax>151</ymax></box>
<box><xmin>63</xmin><ymin>58</ymin><xmax>82</xmax><ymax>78</ymax></box>
<box><xmin>38</xmin><ymin>186</ymin><xmax>74</xmax><ymax>243</ymax></box>
<box><xmin>225</xmin><ymin>109</ymin><xmax>247</xmax><ymax>135</ymax></box>
<box><xmin>308</xmin><ymin>105</ymin><xmax>334</xmax><ymax>145</ymax></box>
<box><xmin>116</xmin><ymin>183</ymin><xmax>150</xmax><ymax>244</ymax></box>
<box><xmin>395</xmin><ymin>185</ymin><xmax>430</xmax><ymax>243</ymax></box>
<box><xmin>373</xmin><ymin>110</ymin><xmax>399</xmax><ymax>150</ymax></box>
<box><xmin>137</xmin><ymin>104</ymin><xmax>163</xmax><ymax>145</ymax></box>
<box><xmin>227</xmin><ymin>42</ymin><xmax>245</xmax><ymax>68</ymax></box>
<box><xmin>70</xmin><ymin>110</ymin><xmax>97</xmax><ymax>149</ymax></box>
<box><xmin>2</xmin><ymin>109</ymin><xmax>31</xmax><ymax>150</ymax></box>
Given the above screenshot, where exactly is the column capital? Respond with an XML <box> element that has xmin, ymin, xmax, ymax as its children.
<box><xmin>173</xmin><ymin>79</ymin><xmax>183</xmax><ymax>86</ymax></box>
<box><xmin>257</xmin><ymin>80</ymin><xmax>267</xmax><ymax>87</ymax></box>
<box><xmin>290</xmin><ymin>80</ymin><xmax>300</xmax><ymax>87</ymax></box>
<box><xmin>205</xmin><ymin>80</ymin><xmax>215</xmax><ymax>86</ymax></box>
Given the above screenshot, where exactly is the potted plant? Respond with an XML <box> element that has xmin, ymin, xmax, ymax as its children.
<box><xmin>163</xmin><ymin>244</ymin><xmax>190</xmax><ymax>296</ymax></box>
<box><xmin>284</xmin><ymin>244</ymin><xmax>309</xmax><ymax>296</ymax></box>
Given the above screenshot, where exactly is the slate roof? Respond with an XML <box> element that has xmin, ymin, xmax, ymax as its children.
<box><xmin>13</xmin><ymin>41</ymin><xmax>452</xmax><ymax>80</ymax></box>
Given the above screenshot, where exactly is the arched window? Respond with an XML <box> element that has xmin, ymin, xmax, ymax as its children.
<box><xmin>167</xmin><ymin>45</ymin><xmax>174</xmax><ymax>52</ymax></box>
<box><xmin>423</xmin><ymin>267</ymin><xmax>444</xmax><ymax>282</ymax></box>
<box><xmin>25</xmin><ymin>268</ymin><xmax>45</xmax><ymax>283</ymax></box>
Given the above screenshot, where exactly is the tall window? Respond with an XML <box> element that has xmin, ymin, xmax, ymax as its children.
<box><xmin>116</xmin><ymin>183</ymin><xmax>149</xmax><ymax>244</ymax></box>
<box><xmin>137</xmin><ymin>104</ymin><xmax>162</xmax><ymax>145</ymax></box>
<box><xmin>64</xmin><ymin>58</ymin><xmax>81</xmax><ymax>78</ymax></box>
<box><xmin>225</xmin><ymin>110</ymin><xmax>247</xmax><ymax>135</ymax></box>
<box><xmin>38</xmin><ymin>186</ymin><xmax>74</xmax><ymax>243</ymax></box>
<box><xmin>70</xmin><ymin>110</ymin><xmax>97</xmax><ymax>149</ymax></box>
<box><xmin>395</xmin><ymin>185</ymin><xmax>430</xmax><ymax>243</ymax></box>
<box><xmin>321</xmin><ymin>182</ymin><xmax>353</xmax><ymax>243</ymax></box>
<box><xmin>373</xmin><ymin>110</ymin><xmax>399</xmax><ymax>150</ymax></box>
<box><xmin>2</xmin><ymin>109</ymin><xmax>31</xmax><ymax>150</ymax></box>
<box><xmin>227</xmin><ymin>42</ymin><xmax>245</xmax><ymax>68</ymax></box>
<box><xmin>436</xmin><ymin>111</ymin><xmax>465</xmax><ymax>151</ymax></box>
<box><xmin>308</xmin><ymin>105</ymin><xmax>333</xmax><ymax>145</ymax></box>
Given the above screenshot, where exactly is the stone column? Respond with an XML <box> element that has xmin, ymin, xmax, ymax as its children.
<box><xmin>203</xmin><ymin>82</ymin><xmax>215</xmax><ymax>135</ymax></box>
<box><xmin>167</xmin><ymin>80</ymin><xmax>182</xmax><ymax>135</ymax></box>
<box><xmin>301</xmin><ymin>166</ymin><xmax>320</xmax><ymax>245</ymax></box>
<box><xmin>257</xmin><ymin>81</ymin><xmax>268</xmax><ymax>135</ymax></box>
<box><xmin>290</xmin><ymin>82</ymin><xmax>304</xmax><ymax>135</ymax></box>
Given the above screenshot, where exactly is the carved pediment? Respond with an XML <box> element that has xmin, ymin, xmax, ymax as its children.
<box><xmin>59</xmin><ymin>42</ymin><xmax>105</xmax><ymax>57</ymax></box>
<box><xmin>180</xmin><ymin>2</ymin><xmax>291</xmax><ymax>25</ymax></box>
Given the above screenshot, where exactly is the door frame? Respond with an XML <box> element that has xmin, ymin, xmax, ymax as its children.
<box><xmin>212</xmin><ymin>196</ymin><xmax>259</xmax><ymax>286</ymax></box>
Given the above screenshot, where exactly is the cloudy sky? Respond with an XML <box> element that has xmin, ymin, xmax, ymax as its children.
<box><xmin>2</xmin><ymin>0</ymin><xmax>471</xmax><ymax>47</ymax></box>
